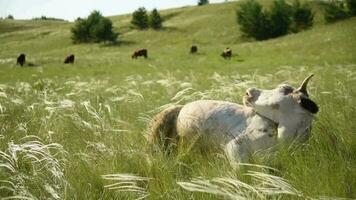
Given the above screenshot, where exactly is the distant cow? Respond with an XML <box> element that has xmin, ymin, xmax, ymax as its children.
<box><xmin>132</xmin><ymin>49</ymin><xmax>148</xmax><ymax>59</ymax></box>
<box><xmin>221</xmin><ymin>48</ymin><xmax>232</xmax><ymax>59</ymax></box>
<box><xmin>17</xmin><ymin>54</ymin><xmax>26</xmax><ymax>66</ymax></box>
<box><xmin>64</xmin><ymin>54</ymin><xmax>75</xmax><ymax>64</ymax></box>
<box><xmin>190</xmin><ymin>45</ymin><xmax>198</xmax><ymax>54</ymax></box>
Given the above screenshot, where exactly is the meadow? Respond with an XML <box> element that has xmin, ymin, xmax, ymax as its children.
<box><xmin>0</xmin><ymin>1</ymin><xmax>355</xmax><ymax>199</ymax></box>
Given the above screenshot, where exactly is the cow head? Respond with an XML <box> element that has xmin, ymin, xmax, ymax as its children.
<box><xmin>243</xmin><ymin>75</ymin><xmax>319</xmax><ymax>142</ymax></box>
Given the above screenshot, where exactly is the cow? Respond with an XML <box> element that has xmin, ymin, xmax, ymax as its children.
<box><xmin>190</xmin><ymin>45</ymin><xmax>198</xmax><ymax>54</ymax></box>
<box><xmin>132</xmin><ymin>49</ymin><xmax>148</xmax><ymax>59</ymax></box>
<box><xmin>64</xmin><ymin>54</ymin><xmax>75</xmax><ymax>64</ymax></box>
<box><xmin>148</xmin><ymin>75</ymin><xmax>318</xmax><ymax>166</ymax></box>
<box><xmin>221</xmin><ymin>48</ymin><xmax>232</xmax><ymax>59</ymax></box>
<box><xmin>17</xmin><ymin>54</ymin><xmax>26</xmax><ymax>66</ymax></box>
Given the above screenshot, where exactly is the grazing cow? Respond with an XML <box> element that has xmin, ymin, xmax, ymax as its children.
<box><xmin>17</xmin><ymin>54</ymin><xmax>26</xmax><ymax>66</ymax></box>
<box><xmin>64</xmin><ymin>54</ymin><xmax>75</xmax><ymax>64</ymax></box>
<box><xmin>132</xmin><ymin>49</ymin><xmax>148</xmax><ymax>59</ymax></box>
<box><xmin>190</xmin><ymin>45</ymin><xmax>198</xmax><ymax>54</ymax></box>
<box><xmin>148</xmin><ymin>75</ymin><xmax>318</xmax><ymax>165</ymax></box>
<box><xmin>221</xmin><ymin>48</ymin><xmax>232</xmax><ymax>59</ymax></box>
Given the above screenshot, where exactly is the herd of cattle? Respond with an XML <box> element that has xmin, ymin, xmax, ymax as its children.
<box><xmin>15</xmin><ymin>45</ymin><xmax>233</xmax><ymax>66</ymax></box>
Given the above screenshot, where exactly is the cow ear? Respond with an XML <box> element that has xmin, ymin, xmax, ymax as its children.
<box><xmin>299</xmin><ymin>96</ymin><xmax>319</xmax><ymax>114</ymax></box>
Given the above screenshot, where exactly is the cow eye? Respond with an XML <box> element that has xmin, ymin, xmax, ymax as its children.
<box><xmin>280</xmin><ymin>86</ymin><xmax>294</xmax><ymax>95</ymax></box>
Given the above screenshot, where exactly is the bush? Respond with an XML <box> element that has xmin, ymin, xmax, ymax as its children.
<box><xmin>290</xmin><ymin>0</ymin><xmax>314</xmax><ymax>32</ymax></box>
<box><xmin>71</xmin><ymin>11</ymin><xmax>118</xmax><ymax>43</ymax></box>
<box><xmin>71</xmin><ymin>18</ymin><xmax>90</xmax><ymax>43</ymax></box>
<box><xmin>149</xmin><ymin>9</ymin><xmax>163</xmax><ymax>29</ymax></box>
<box><xmin>131</xmin><ymin>7</ymin><xmax>149</xmax><ymax>29</ymax></box>
<box><xmin>6</xmin><ymin>14</ymin><xmax>14</xmax><ymax>20</ymax></box>
<box><xmin>236</xmin><ymin>0</ymin><xmax>272</xmax><ymax>40</ymax></box>
<box><xmin>269</xmin><ymin>0</ymin><xmax>293</xmax><ymax>38</ymax></box>
<box><xmin>198</xmin><ymin>0</ymin><xmax>209</xmax><ymax>6</ymax></box>
<box><xmin>323</xmin><ymin>1</ymin><xmax>350</xmax><ymax>23</ymax></box>
<box><xmin>237</xmin><ymin>0</ymin><xmax>314</xmax><ymax>40</ymax></box>
<box><xmin>346</xmin><ymin>0</ymin><xmax>356</xmax><ymax>16</ymax></box>
<box><xmin>32</xmin><ymin>16</ymin><xmax>65</xmax><ymax>21</ymax></box>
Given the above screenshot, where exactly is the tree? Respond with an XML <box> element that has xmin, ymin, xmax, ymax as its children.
<box><xmin>323</xmin><ymin>0</ymin><xmax>350</xmax><ymax>23</ymax></box>
<box><xmin>269</xmin><ymin>0</ymin><xmax>293</xmax><ymax>38</ymax></box>
<box><xmin>290</xmin><ymin>0</ymin><xmax>314</xmax><ymax>32</ymax></box>
<box><xmin>149</xmin><ymin>9</ymin><xmax>163</xmax><ymax>29</ymax></box>
<box><xmin>198</xmin><ymin>0</ymin><xmax>209</xmax><ymax>6</ymax></box>
<box><xmin>346</xmin><ymin>0</ymin><xmax>356</xmax><ymax>16</ymax></box>
<box><xmin>6</xmin><ymin>14</ymin><xmax>14</xmax><ymax>20</ymax></box>
<box><xmin>131</xmin><ymin>7</ymin><xmax>149</xmax><ymax>29</ymax></box>
<box><xmin>71</xmin><ymin>18</ymin><xmax>90</xmax><ymax>43</ymax></box>
<box><xmin>236</xmin><ymin>0</ymin><xmax>272</xmax><ymax>40</ymax></box>
<box><xmin>71</xmin><ymin>10</ymin><xmax>118</xmax><ymax>43</ymax></box>
<box><xmin>237</xmin><ymin>0</ymin><xmax>313</xmax><ymax>40</ymax></box>
<box><xmin>91</xmin><ymin>17</ymin><xmax>118</xmax><ymax>42</ymax></box>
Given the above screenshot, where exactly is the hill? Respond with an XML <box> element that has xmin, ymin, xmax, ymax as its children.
<box><xmin>0</xmin><ymin>1</ymin><xmax>355</xmax><ymax>199</ymax></box>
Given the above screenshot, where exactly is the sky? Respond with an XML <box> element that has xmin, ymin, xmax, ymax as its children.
<box><xmin>0</xmin><ymin>0</ymin><xmax>227</xmax><ymax>21</ymax></box>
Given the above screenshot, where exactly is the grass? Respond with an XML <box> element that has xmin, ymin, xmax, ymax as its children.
<box><xmin>0</xmin><ymin>1</ymin><xmax>355</xmax><ymax>199</ymax></box>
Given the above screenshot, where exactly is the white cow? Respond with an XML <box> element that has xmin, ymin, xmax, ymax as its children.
<box><xmin>148</xmin><ymin>75</ymin><xmax>319</xmax><ymax>164</ymax></box>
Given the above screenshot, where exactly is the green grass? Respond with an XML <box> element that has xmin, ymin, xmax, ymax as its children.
<box><xmin>0</xmin><ymin>1</ymin><xmax>355</xmax><ymax>199</ymax></box>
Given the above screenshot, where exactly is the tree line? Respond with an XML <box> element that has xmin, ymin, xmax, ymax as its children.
<box><xmin>71</xmin><ymin>8</ymin><xmax>163</xmax><ymax>43</ymax></box>
<box><xmin>70</xmin><ymin>0</ymin><xmax>356</xmax><ymax>44</ymax></box>
<box><xmin>236</xmin><ymin>0</ymin><xmax>356</xmax><ymax>41</ymax></box>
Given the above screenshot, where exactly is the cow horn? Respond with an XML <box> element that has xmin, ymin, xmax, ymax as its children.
<box><xmin>297</xmin><ymin>74</ymin><xmax>314</xmax><ymax>96</ymax></box>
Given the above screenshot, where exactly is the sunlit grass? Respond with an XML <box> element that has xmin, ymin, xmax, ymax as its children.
<box><xmin>0</xmin><ymin>1</ymin><xmax>355</xmax><ymax>199</ymax></box>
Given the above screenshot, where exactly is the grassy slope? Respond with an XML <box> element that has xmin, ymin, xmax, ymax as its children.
<box><xmin>0</xmin><ymin>1</ymin><xmax>355</xmax><ymax>199</ymax></box>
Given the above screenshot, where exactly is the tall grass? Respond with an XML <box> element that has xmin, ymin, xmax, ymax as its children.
<box><xmin>0</xmin><ymin>1</ymin><xmax>355</xmax><ymax>199</ymax></box>
<box><xmin>0</xmin><ymin>64</ymin><xmax>354</xmax><ymax>199</ymax></box>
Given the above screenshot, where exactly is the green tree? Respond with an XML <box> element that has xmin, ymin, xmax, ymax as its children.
<box><xmin>269</xmin><ymin>0</ymin><xmax>293</xmax><ymax>38</ymax></box>
<box><xmin>346</xmin><ymin>0</ymin><xmax>356</xmax><ymax>16</ymax></box>
<box><xmin>91</xmin><ymin>17</ymin><xmax>118</xmax><ymax>42</ymax></box>
<box><xmin>149</xmin><ymin>9</ymin><xmax>163</xmax><ymax>29</ymax></box>
<box><xmin>71</xmin><ymin>10</ymin><xmax>118</xmax><ymax>43</ymax></box>
<box><xmin>236</xmin><ymin>0</ymin><xmax>272</xmax><ymax>40</ymax></box>
<box><xmin>131</xmin><ymin>7</ymin><xmax>149</xmax><ymax>29</ymax></box>
<box><xmin>290</xmin><ymin>0</ymin><xmax>314</xmax><ymax>32</ymax></box>
<box><xmin>71</xmin><ymin>18</ymin><xmax>90</xmax><ymax>43</ymax></box>
<box><xmin>198</xmin><ymin>0</ymin><xmax>209</xmax><ymax>6</ymax></box>
<box><xmin>6</xmin><ymin>14</ymin><xmax>14</xmax><ymax>20</ymax></box>
<box><xmin>323</xmin><ymin>1</ymin><xmax>350</xmax><ymax>23</ymax></box>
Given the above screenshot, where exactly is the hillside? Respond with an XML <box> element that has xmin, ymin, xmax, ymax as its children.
<box><xmin>0</xmin><ymin>1</ymin><xmax>355</xmax><ymax>199</ymax></box>
<box><xmin>0</xmin><ymin>1</ymin><xmax>355</xmax><ymax>81</ymax></box>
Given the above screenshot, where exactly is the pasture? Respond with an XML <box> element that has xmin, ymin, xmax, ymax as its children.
<box><xmin>0</xmin><ymin>1</ymin><xmax>355</xmax><ymax>199</ymax></box>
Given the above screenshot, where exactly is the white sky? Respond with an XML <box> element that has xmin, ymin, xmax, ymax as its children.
<box><xmin>0</xmin><ymin>0</ymin><xmax>227</xmax><ymax>21</ymax></box>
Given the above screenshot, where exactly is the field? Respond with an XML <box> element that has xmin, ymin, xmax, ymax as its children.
<box><xmin>0</xmin><ymin>1</ymin><xmax>355</xmax><ymax>199</ymax></box>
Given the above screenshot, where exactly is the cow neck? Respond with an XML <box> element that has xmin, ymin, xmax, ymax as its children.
<box><xmin>254</xmin><ymin>112</ymin><xmax>279</xmax><ymax>128</ymax></box>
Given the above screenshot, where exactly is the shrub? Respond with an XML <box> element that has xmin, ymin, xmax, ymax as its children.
<box><xmin>290</xmin><ymin>0</ymin><xmax>314</xmax><ymax>32</ymax></box>
<box><xmin>131</xmin><ymin>7</ymin><xmax>149</xmax><ymax>29</ymax></box>
<box><xmin>198</xmin><ymin>0</ymin><xmax>209</xmax><ymax>6</ymax></box>
<box><xmin>71</xmin><ymin>10</ymin><xmax>118</xmax><ymax>43</ymax></box>
<box><xmin>33</xmin><ymin>16</ymin><xmax>65</xmax><ymax>21</ymax></box>
<box><xmin>6</xmin><ymin>14</ymin><xmax>14</xmax><ymax>20</ymax></box>
<box><xmin>71</xmin><ymin>18</ymin><xmax>90</xmax><ymax>43</ymax></box>
<box><xmin>346</xmin><ymin>0</ymin><xmax>356</xmax><ymax>16</ymax></box>
<box><xmin>269</xmin><ymin>0</ymin><xmax>293</xmax><ymax>38</ymax></box>
<box><xmin>149</xmin><ymin>9</ymin><xmax>163</xmax><ymax>29</ymax></box>
<box><xmin>323</xmin><ymin>1</ymin><xmax>350</xmax><ymax>23</ymax></box>
<box><xmin>236</xmin><ymin>0</ymin><xmax>272</xmax><ymax>40</ymax></box>
<box><xmin>237</xmin><ymin>0</ymin><xmax>315</xmax><ymax>40</ymax></box>
<box><xmin>91</xmin><ymin>17</ymin><xmax>118</xmax><ymax>42</ymax></box>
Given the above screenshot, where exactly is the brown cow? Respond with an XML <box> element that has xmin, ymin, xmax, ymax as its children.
<box><xmin>221</xmin><ymin>48</ymin><xmax>232</xmax><ymax>59</ymax></box>
<box><xmin>190</xmin><ymin>45</ymin><xmax>198</xmax><ymax>54</ymax></box>
<box><xmin>64</xmin><ymin>54</ymin><xmax>75</xmax><ymax>64</ymax></box>
<box><xmin>17</xmin><ymin>54</ymin><xmax>26</xmax><ymax>66</ymax></box>
<box><xmin>132</xmin><ymin>49</ymin><xmax>148</xmax><ymax>59</ymax></box>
